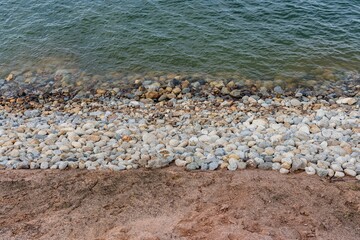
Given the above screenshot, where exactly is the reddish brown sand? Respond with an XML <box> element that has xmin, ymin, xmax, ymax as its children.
<box><xmin>1</xmin><ymin>168</ymin><xmax>359</xmax><ymax>240</ymax></box>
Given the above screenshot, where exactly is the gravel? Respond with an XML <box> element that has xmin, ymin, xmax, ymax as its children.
<box><xmin>0</xmin><ymin>73</ymin><xmax>359</xmax><ymax>180</ymax></box>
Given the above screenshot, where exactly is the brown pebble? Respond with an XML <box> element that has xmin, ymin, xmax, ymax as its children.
<box><xmin>145</xmin><ymin>91</ymin><xmax>159</xmax><ymax>99</ymax></box>
<box><xmin>122</xmin><ymin>135</ymin><xmax>132</xmax><ymax>142</ymax></box>
<box><xmin>5</xmin><ymin>73</ymin><xmax>14</xmax><ymax>81</ymax></box>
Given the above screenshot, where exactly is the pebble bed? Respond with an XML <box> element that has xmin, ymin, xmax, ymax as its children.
<box><xmin>0</xmin><ymin>70</ymin><xmax>359</xmax><ymax>179</ymax></box>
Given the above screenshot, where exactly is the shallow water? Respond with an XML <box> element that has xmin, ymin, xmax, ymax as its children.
<box><xmin>0</xmin><ymin>0</ymin><xmax>359</xmax><ymax>81</ymax></box>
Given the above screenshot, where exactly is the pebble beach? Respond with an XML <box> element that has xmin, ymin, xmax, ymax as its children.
<box><xmin>1</xmin><ymin>70</ymin><xmax>359</xmax><ymax>179</ymax></box>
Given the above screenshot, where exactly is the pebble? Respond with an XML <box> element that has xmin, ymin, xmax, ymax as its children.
<box><xmin>143</xmin><ymin>132</ymin><xmax>156</xmax><ymax>144</ymax></box>
<box><xmin>279</xmin><ymin>168</ymin><xmax>289</xmax><ymax>174</ymax></box>
<box><xmin>344</xmin><ymin>169</ymin><xmax>357</xmax><ymax>177</ymax></box>
<box><xmin>290</xmin><ymin>99</ymin><xmax>301</xmax><ymax>107</ymax></box>
<box><xmin>0</xmin><ymin>82</ymin><xmax>358</xmax><ymax>180</ymax></box>
<box><xmin>336</xmin><ymin>97</ymin><xmax>357</xmax><ymax>105</ymax></box>
<box><xmin>209</xmin><ymin>161</ymin><xmax>219</xmax><ymax>171</ymax></box>
<box><xmin>334</xmin><ymin>171</ymin><xmax>345</xmax><ymax>178</ymax></box>
<box><xmin>175</xmin><ymin>159</ymin><xmax>187</xmax><ymax>167</ymax></box>
<box><xmin>305</xmin><ymin>166</ymin><xmax>316</xmax><ymax>175</ymax></box>
<box><xmin>227</xmin><ymin>159</ymin><xmax>238</xmax><ymax>171</ymax></box>
<box><xmin>40</xmin><ymin>162</ymin><xmax>49</xmax><ymax>169</ymax></box>
<box><xmin>58</xmin><ymin>162</ymin><xmax>68</xmax><ymax>170</ymax></box>
<box><xmin>274</xmin><ymin>86</ymin><xmax>284</xmax><ymax>94</ymax></box>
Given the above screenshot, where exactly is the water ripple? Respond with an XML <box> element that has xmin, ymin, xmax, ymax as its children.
<box><xmin>0</xmin><ymin>0</ymin><xmax>359</xmax><ymax>80</ymax></box>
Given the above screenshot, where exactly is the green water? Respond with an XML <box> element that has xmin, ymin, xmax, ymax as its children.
<box><xmin>0</xmin><ymin>0</ymin><xmax>359</xmax><ymax>81</ymax></box>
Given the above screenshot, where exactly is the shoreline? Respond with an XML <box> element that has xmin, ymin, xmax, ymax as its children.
<box><xmin>0</xmin><ymin>75</ymin><xmax>359</xmax><ymax>179</ymax></box>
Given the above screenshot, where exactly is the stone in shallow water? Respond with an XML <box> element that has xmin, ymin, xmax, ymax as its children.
<box><xmin>229</xmin><ymin>90</ymin><xmax>242</xmax><ymax>98</ymax></box>
<box><xmin>274</xmin><ymin>86</ymin><xmax>284</xmax><ymax>94</ymax></box>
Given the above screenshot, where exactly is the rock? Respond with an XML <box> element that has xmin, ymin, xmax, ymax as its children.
<box><xmin>145</xmin><ymin>91</ymin><xmax>159</xmax><ymax>99</ymax></box>
<box><xmin>227</xmin><ymin>159</ymin><xmax>238</xmax><ymax>171</ymax></box>
<box><xmin>30</xmin><ymin>162</ymin><xmax>40</xmax><ymax>169</ymax></box>
<box><xmin>331</xmin><ymin>164</ymin><xmax>343</xmax><ymax>172</ymax></box>
<box><xmin>258</xmin><ymin>162</ymin><xmax>273</xmax><ymax>170</ymax></box>
<box><xmin>317</xmin><ymin>160</ymin><xmax>330</xmax><ymax>169</ymax></box>
<box><xmin>189</xmin><ymin>136</ymin><xmax>199</xmax><ymax>146</ymax></box>
<box><xmin>88</xmin><ymin>135</ymin><xmax>101</xmax><ymax>142</ymax></box>
<box><xmin>24</xmin><ymin>110</ymin><xmax>41</xmax><ymax>118</ymax></box>
<box><xmin>279</xmin><ymin>168</ymin><xmax>289</xmax><ymax>174</ymax></box>
<box><xmin>16</xmin><ymin>162</ymin><xmax>29</xmax><ymax>169</ymax></box>
<box><xmin>229</xmin><ymin>90</ymin><xmax>242</xmax><ymax>98</ymax></box>
<box><xmin>298</xmin><ymin>125</ymin><xmax>310</xmax><ymax>134</ymax></box>
<box><xmin>317</xmin><ymin>168</ymin><xmax>328</xmax><ymax>178</ymax></box>
<box><xmin>270</xmin><ymin>135</ymin><xmax>283</xmax><ymax>143</ymax></box>
<box><xmin>322</xmin><ymin>129</ymin><xmax>332</xmax><ymax>138</ymax></box>
<box><xmin>9</xmin><ymin>149</ymin><xmax>20</xmax><ymax>158</ymax></box>
<box><xmin>237</xmin><ymin>162</ymin><xmax>247</xmax><ymax>170</ymax></box>
<box><xmin>272</xmin><ymin>162</ymin><xmax>281</xmax><ymax>170</ymax></box>
<box><xmin>290</xmin><ymin>99</ymin><xmax>301</xmax><ymax>107</ymax></box>
<box><xmin>209</xmin><ymin>161</ymin><xmax>219</xmax><ymax>171</ymax></box>
<box><xmin>291</xmin><ymin>158</ymin><xmax>306</xmax><ymax>171</ymax></box>
<box><xmin>175</xmin><ymin>159</ymin><xmax>187</xmax><ymax>167</ymax></box>
<box><xmin>305</xmin><ymin>166</ymin><xmax>316</xmax><ymax>175</ymax></box>
<box><xmin>336</xmin><ymin>97</ymin><xmax>357</xmax><ymax>105</ymax></box>
<box><xmin>215</xmin><ymin>148</ymin><xmax>226</xmax><ymax>156</ymax></box>
<box><xmin>40</xmin><ymin>162</ymin><xmax>49</xmax><ymax>169</ymax></box>
<box><xmin>71</xmin><ymin>142</ymin><xmax>82</xmax><ymax>148</ymax></box>
<box><xmin>274</xmin><ymin>86</ymin><xmax>284</xmax><ymax>94</ymax></box>
<box><xmin>200</xmin><ymin>163</ymin><xmax>209</xmax><ymax>170</ymax></box>
<box><xmin>210</xmin><ymin>81</ymin><xmax>225</xmax><ymax>89</ymax></box>
<box><xmin>334</xmin><ymin>171</ymin><xmax>345</xmax><ymax>178</ymax></box>
<box><xmin>5</xmin><ymin>73</ymin><xmax>14</xmax><ymax>81</ymax></box>
<box><xmin>356</xmin><ymin>175</ymin><xmax>360</xmax><ymax>181</ymax></box>
<box><xmin>143</xmin><ymin>132</ymin><xmax>156</xmax><ymax>144</ymax></box>
<box><xmin>344</xmin><ymin>169</ymin><xmax>356</xmax><ymax>177</ymax></box>
<box><xmin>264</xmin><ymin>147</ymin><xmax>275</xmax><ymax>155</ymax></box>
<box><xmin>252</xmin><ymin>119</ymin><xmax>267</xmax><ymax>127</ymax></box>
<box><xmin>59</xmin><ymin>162</ymin><xmax>68</xmax><ymax>170</ymax></box>
<box><xmin>199</xmin><ymin>135</ymin><xmax>211</xmax><ymax>142</ymax></box>
<box><xmin>328</xmin><ymin>169</ymin><xmax>335</xmax><ymax>177</ymax></box>
<box><xmin>169</xmin><ymin>139</ymin><xmax>179</xmax><ymax>147</ymax></box>
<box><xmin>186</xmin><ymin>162</ymin><xmax>199</xmax><ymax>170</ymax></box>
<box><xmin>129</xmin><ymin>101</ymin><xmax>141</xmax><ymax>107</ymax></box>
<box><xmin>118</xmin><ymin>164</ymin><xmax>126</xmax><ymax>170</ymax></box>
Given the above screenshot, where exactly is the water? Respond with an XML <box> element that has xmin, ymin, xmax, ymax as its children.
<box><xmin>0</xmin><ymin>0</ymin><xmax>359</xmax><ymax>81</ymax></box>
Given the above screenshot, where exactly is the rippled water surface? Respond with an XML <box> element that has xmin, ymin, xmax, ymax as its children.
<box><xmin>0</xmin><ymin>0</ymin><xmax>359</xmax><ymax>80</ymax></box>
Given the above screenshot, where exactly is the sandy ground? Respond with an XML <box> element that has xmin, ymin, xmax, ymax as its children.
<box><xmin>0</xmin><ymin>168</ymin><xmax>359</xmax><ymax>240</ymax></box>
